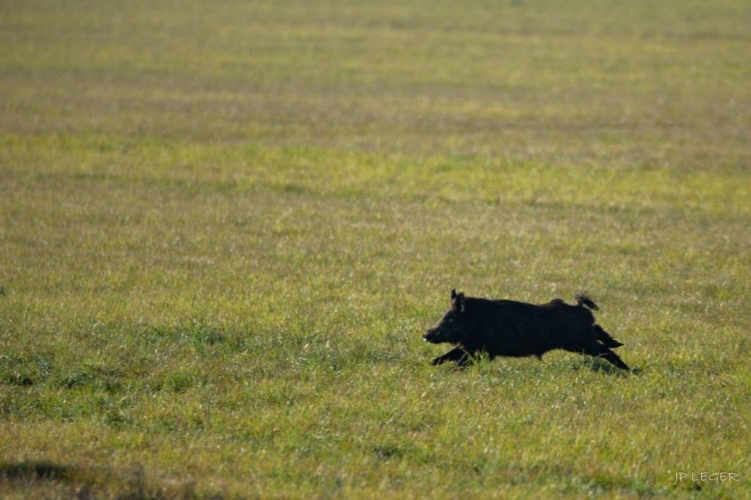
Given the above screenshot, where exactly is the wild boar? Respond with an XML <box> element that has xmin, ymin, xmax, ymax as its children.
<box><xmin>424</xmin><ymin>290</ymin><xmax>629</xmax><ymax>371</ymax></box>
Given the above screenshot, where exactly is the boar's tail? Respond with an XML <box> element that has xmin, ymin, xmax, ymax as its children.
<box><xmin>575</xmin><ymin>293</ymin><xmax>599</xmax><ymax>311</ymax></box>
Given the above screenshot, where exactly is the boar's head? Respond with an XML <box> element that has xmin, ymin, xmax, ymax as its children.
<box><xmin>423</xmin><ymin>289</ymin><xmax>469</xmax><ymax>344</ymax></box>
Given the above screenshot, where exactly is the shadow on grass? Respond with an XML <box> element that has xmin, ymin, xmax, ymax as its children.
<box><xmin>574</xmin><ymin>358</ymin><xmax>637</xmax><ymax>376</ymax></box>
<box><xmin>0</xmin><ymin>461</ymin><xmax>76</xmax><ymax>482</ymax></box>
<box><xmin>431</xmin><ymin>355</ymin><xmax>638</xmax><ymax>376</ymax></box>
<box><xmin>0</xmin><ymin>461</ymin><xmax>198</xmax><ymax>499</ymax></box>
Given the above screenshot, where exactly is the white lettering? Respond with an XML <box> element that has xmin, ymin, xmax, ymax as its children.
<box><xmin>671</xmin><ymin>471</ymin><xmax>740</xmax><ymax>484</ymax></box>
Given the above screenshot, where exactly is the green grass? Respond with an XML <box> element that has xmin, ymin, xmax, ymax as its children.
<box><xmin>1</xmin><ymin>0</ymin><xmax>750</xmax><ymax>498</ymax></box>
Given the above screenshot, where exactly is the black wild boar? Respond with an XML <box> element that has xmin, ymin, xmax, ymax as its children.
<box><xmin>424</xmin><ymin>290</ymin><xmax>629</xmax><ymax>371</ymax></box>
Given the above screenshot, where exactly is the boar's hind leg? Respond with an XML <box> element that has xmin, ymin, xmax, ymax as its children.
<box><xmin>583</xmin><ymin>342</ymin><xmax>630</xmax><ymax>371</ymax></box>
<box><xmin>594</xmin><ymin>325</ymin><xmax>623</xmax><ymax>348</ymax></box>
<box><xmin>431</xmin><ymin>347</ymin><xmax>466</xmax><ymax>366</ymax></box>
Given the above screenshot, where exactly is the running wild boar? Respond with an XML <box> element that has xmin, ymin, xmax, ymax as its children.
<box><xmin>424</xmin><ymin>290</ymin><xmax>629</xmax><ymax>370</ymax></box>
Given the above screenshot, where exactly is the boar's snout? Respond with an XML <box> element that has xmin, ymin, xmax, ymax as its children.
<box><xmin>423</xmin><ymin>327</ymin><xmax>443</xmax><ymax>344</ymax></box>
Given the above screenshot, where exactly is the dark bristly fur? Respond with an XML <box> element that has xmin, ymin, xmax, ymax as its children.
<box><xmin>423</xmin><ymin>290</ymin><xmax>629</xmax><ymax>370</ymax></box>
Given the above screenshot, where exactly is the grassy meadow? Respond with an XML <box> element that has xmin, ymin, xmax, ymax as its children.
<box><xmin>1</xmin><ymin>0</ymin><xmax>750</xmax><ymax>497</ymax></box>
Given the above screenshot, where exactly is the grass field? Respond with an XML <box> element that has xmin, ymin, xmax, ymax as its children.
<box><xmin>1</xmin><ymin>0</ymin><xmax>750</xmax><ymax>498</ymax></box>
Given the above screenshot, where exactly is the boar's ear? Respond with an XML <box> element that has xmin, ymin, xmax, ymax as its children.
<box><xmin>451</xmin><ymin>290</ymin><xmax>466</xmax><ymax>312</ymax></box>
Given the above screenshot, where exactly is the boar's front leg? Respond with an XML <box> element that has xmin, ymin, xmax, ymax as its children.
<box><xmin>431</xmin><ymin>347</ymin><xmax>467</xmax><ymax>366</ymax></box>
